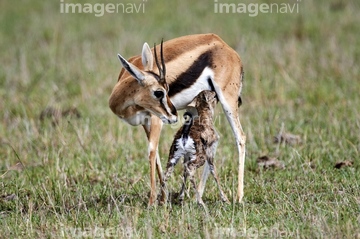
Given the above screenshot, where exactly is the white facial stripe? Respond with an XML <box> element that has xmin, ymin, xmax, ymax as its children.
<box><xmin>170</xmin><ymin>67</ymin><xmax>215</xmax><ymax>110</ymax></box>
<box><xmin>161</xmin><ymin>97</ymin><xmax>172</xmax><ymax>116</ymax></box>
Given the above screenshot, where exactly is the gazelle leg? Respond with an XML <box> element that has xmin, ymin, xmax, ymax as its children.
<box><xmin>156</xmin><ymin>151</ymin><xmax>167</xmax><ymax>203</ymax></box>
<box><xmin>178</xmin><ymin>155</ymin><xmax>193</xmax><ymax>202</ymax></box>
<box><xmin>207</xmin><ymin>159</ymin><xmax>229</xmax><ymax>203</ymax></box>
<box><xmin>212</xmin><ymin>81</ymin><xmax>246</xmax><ymax>203</ymax></box>
<box><xmin>160</xmin><ymin>148</ymin><xmax>182</xmax><ymax>204</ymax></box>
<box><xmin>187</xmin><ymin>165</ymin><xmax>207</xmax><ymax>213</ymax></box>
<box><xmin>197</xmin><ymin>161</ymin><xmax>210</xmax><ymax>199</ymax></box>
<box><xmin>156</xmin><ymin>151</ymin><xmax>163</xmax><ymax>185</ymax></box>
<box><xmin>189</xmin><ymin>172</ymin><xmax>204</xmax><ymax>206</ymax></box>
<box><xmin>178</xmin><ymin>168</ymin><xmax>188</xmax><ymax>202</ymax></box>
<box><xmin>221</xmin><ymin>101</ymin><xmax>246</xmax><ymax>203</ymax></box>
<box><xmin>142</xmin><ymin>115</ymin><xmax>163</xmax><ymax>206</ymax></box>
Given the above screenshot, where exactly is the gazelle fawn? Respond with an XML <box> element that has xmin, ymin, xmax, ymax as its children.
<box><xmin>161</xmin><ymin>90</ymin><xmax>229</xmax><ymax>206</ymax></box>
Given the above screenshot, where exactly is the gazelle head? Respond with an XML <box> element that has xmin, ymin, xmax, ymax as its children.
<box><xmin>112</xmin><ymin>40</ymin><xmax>178</xmax><ymax>124</ymax></box>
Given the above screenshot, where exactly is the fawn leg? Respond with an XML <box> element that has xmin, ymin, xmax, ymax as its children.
<box><xmin>178</xmin><ymin>168</ymin><xmax>188</xmax><ymax>202</ymax></box>
<box><xmin>185</xmin><ymin>158</ymin><xmax>205</xmax><ymax>206</ymax></box>
<box><xmin>208</xmin><ymin>160</ymin><xmax>229</xmax><ymax>203</ymax></box>
<box><xmin>160</xmin><ymin>151</ymin><xmax>182</xmax><ymax>204</ymax></box>
<box><xmin>188</xmin><ymin>170</ymin><xmax>205</xmax><ymax>207</ymax></box>
<box><xmin>187</xmin><ymin>165</ymin><xmax>208</xmax><ymax>214</ymax></box>
<box><xmin>177</xmin><ymin>154</ymin><xmax>191</xmax><ymax>202</ymax></box>
<box><xmin>198</xmin><ymin>161</ymin><xmax>210</xmax><ymax>199</ymax></box>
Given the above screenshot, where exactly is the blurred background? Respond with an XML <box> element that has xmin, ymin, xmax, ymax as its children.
<box><xmin>1</xmin><ymin>0</ymin><xmax>359</xmax><ymax>166</ymax></box>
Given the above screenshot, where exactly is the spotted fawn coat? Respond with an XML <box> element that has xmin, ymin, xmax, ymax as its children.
<box><xmin>161</xmin><ymin>90</ymin><xmax>229</xmax><ymax>205</ymax></box>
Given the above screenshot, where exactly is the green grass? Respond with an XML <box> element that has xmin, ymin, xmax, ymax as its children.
<box><xmin>1</xmin><ymin>0</ymin><xmax>360</xmax><ymax>238</ymax></box>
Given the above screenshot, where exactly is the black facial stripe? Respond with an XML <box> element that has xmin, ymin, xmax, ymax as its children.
<box><xmin>168</xmin><ymin>51</ymin><xmax>213</xmax><ymax>97</ymax></box>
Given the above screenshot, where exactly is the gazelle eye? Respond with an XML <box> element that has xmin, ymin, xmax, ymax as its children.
<box><xmin>154</xmin><ymin>90</ymin><xmax>164</xmax><ymax>99</ymax></box>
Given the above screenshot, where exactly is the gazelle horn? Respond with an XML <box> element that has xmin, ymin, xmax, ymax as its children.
<box><xmin>154</xmin><ymin>40</ymin><xmax>166</xmax><ymax>83</ymax></box>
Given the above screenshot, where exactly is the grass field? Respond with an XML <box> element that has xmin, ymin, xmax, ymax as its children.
<box><xmin>1</xmin><ymin>0</ymin><xmax>360</xmax><ymax>238</ymax></box>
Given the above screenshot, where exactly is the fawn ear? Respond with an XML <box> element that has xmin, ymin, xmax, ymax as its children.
<box><xmin>141</xmin><ymin>42</ymin><xmax>154</xmax><ymax>71</ymax></box>
<box><xmin>201</xmin><ymin>91</ymin><xmax>208</xmax><ymax>102</ymax></box>
<box><xmin>210</xmin><ymin>91</ymin><xmax>218</xmax><ymax>101</ymax></box>
<box><xmin>118</xmin><ymin>54</ymin><xmax>145</xmax><ymax>84</ymax></box>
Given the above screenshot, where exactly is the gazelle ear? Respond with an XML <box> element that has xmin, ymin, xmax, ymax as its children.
<box><xmin>141</xmin><ymin>42</ymin><xmax>154</xmax><ymax>71</ymax></box>
<box><xmin>117</xmin><ymin>54</ymin><xmax>145</xmax><ymax>83</ymax></box>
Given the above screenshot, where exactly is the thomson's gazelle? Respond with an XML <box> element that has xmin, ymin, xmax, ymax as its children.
<box><xmin>109</xmin><ymin>33</ymin><xmax>246</xmax><ymax>206</ymax></box>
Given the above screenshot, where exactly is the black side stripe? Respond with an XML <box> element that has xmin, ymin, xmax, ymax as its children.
<box><xmin>168</xmin><ymin>51</ymin><xmax>213</xmax><ymax>97</ymax></box>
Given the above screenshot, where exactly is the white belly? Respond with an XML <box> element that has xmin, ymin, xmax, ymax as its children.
<box><xmin>170</xmin><ymin>67</ymin><xmax>214</xmax><ymax>110</ymax></box>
